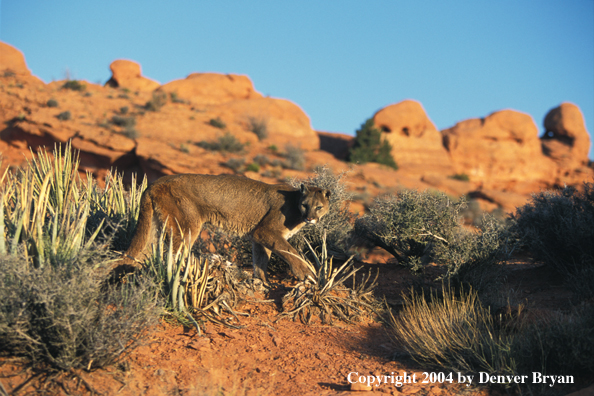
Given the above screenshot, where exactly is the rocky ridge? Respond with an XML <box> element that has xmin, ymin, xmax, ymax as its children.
<box><xmin>1</xmin><ymin>41</ymin><xmax>592</xmax><ymax>213</ymax></box>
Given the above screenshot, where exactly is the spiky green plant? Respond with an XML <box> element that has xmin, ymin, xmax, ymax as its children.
<box><xmin>278</xmin><ymin>233</ymin><xmax>380</xmax><ymax>325</ymax></box>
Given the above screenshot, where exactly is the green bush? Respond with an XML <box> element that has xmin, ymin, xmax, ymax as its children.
<box><xmin>512</xmin><ymin>183</ymin><xmax>594</xmax><ymax>277</ymax></box>
<box><xmin>348</xmin><ymin>118</ymin><xmax>398</xmax><ymax>169</ymax></box>
<box><xmin>61</xmin><ymin>80</ymin><xmax>86</xmax><ymax>91</ymax></box>
<box><xmin>449</xmin><ymin>173</ymin><xmax>470</xmax><ymax>182</ymax></box>
<box><xmin>46</xmin><ymin>98</ymin><xmax>59</xmax><ymax>107</ymax></box>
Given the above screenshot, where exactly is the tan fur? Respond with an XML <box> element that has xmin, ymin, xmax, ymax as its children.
<box><xmin>122</xmin><ymin>174</ymin><xmax>330</xmax><ymax>281</ymax></box>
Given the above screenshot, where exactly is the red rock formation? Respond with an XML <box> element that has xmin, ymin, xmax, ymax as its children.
<box><xmin>541</xmin><ymin>102</ymin><xmax>591</xmax><ymax>170</ymax></box>
<box><xmin>442</xmin><ymin>109</ymin><xmax>557</xmax><ymax>187</ymax></box>
<box><xmin>105</xmin><ymin>60</ymin><xmax>160</xmax><ymax>91</ymax></box>
<box><xmin>159</xmin><ymin>73</ymin><xmax>262</xmax><ymax>105</ymax></box>
<box><xmin>0</xmin><ymin>41</ymin><xmax>44</xmax><ymax>84</ymax></box>
<box><xmin>372</xmin><ymin>100</ymin><xmax>454</xmax><ymax>175</ymax></box>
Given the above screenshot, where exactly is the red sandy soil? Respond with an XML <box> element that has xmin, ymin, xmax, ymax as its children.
<box><xmin>1</xmin><ymin>248</ymin><xmax>591</xmax><ymax>396</ymax></box>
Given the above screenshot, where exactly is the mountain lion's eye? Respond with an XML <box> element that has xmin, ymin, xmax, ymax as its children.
<box><xmin>316</xmin><ymin>206</ymin><xmax>323</xmax><ymax>211</ymax></box>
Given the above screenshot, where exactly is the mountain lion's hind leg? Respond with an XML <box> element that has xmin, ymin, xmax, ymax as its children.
<box><xmin>252</xmin><ymin>242</ymin><xmax>272</xmax><ymax>282</ymax></box>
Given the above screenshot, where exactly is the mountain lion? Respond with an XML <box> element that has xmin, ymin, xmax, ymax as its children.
<box><xmin>121</xmin><ymin>173</ymin><xmax>331</xmax><ymax>281</ymax></box>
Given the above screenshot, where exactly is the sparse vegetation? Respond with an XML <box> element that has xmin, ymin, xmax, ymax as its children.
<box><xmin>449</xmin><ymin>173</ymin><xmax>470</xmax><ymax>181</ymax></box>
<box><xmin>245</xmin><ymin>162</ymin><xmax>260</xmax><ymax>173</ymax></box>
<box><xmin>56</xmin><ymin>110</ymin><xmax>71</xmax><ymax>120</ymax></box>
<box><xmin>348</xmin><ymin>118</ymin><xmax>398</xmax><ymax>169</ymax></box>
<box><xmin>111</xmin><ymin>115</ymin><xmax>136</xmax><ymax>128</ymax></box>
<box><xmin>197</xmin><ymin>132</ymin><xmax>245</xmax><ymax>153</ymax></box>
<box><xmin>247</xmin><ymin>116</ymin><xmax>268</xmax><ymax>140</ymax></box>
<box><xmin>209</xmin><ymin>117</ymin><xmax>227</xmax><ymax>129</ymax></box>
<box><xmin>145</xmin><ymin>91</ymin><xmax>167</xmax><ymax>112</ymax></box>
<box><xmin>170</xmin><ymin>92</ymin><xmax>186</xmax><ymax>104</ymax></box>
<box><xmin>282</xmin><ymin>143</ymin><xmax>306</xmax><ymax>171</ymax></box>
<box><xmin>61</xmin><ymin>80</ymin><xmax>86</xmax><ymax>91</ymax></box>
<box><xmin>46</xmin><ymin>98</ymin><xmax>59</xmax><ymax>107</ymax></box>
<box><xmin>224</xmin><ymin>157</ymin><xmax>246</xmax><ymax>172</ymax></box>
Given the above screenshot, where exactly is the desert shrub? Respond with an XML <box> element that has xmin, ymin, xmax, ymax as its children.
<box><xmin>282</xmin><ymin>143</ymin><xmax>306</xmax><ymax>171</ymax></box>
<box><xmin>449</xmin><ymin>173</ymin><xmax>470</xmax><ymax>182</ymax></box>
<box><xmin>144</xmin><ymin>91</ymin><xmax>167</xmax><ymax>112</ymax></box>
<box><xmin>46</xmin><ymin>98</ymin><xmax>59</xmax><ymax>107</ymax></box>
<box><xmin>247</xmin><ymin>116</ymin><xmax>268</xmax><ymax>140</ymax></box>
<box><xmin>120</xmin><ymin>106</ymin><xmax>129</xmax><ymax>114</ymax></box>
<box><xmin>511</xmin><ymin>183</ymin><xmax>594</xmax><ymax>277</ymax></box>
<box><xmin>253</xmin><ymin>154</ymin><xmax>271</xmax><ymax>166</ymax></box>
<box><xmin>111</xmin><ymin>115</ymin><xmax>136</xmax><ymax>128</ymax></box>
<box><xmin>56</xmin><ymin>110</ymin><xmax>71</xmax><ymax>121</ymax></box>
<box><xmin>224</xmin><ymin>157</ymin><xmax>246</xmax><ymax>172</ymax></box>
<box><xmin>180</xmin><ymin>143</ymin><xmax>190</xmax><ymax>153</ymax></box>
<box><xmin>3</xmin><ymin>69</ymin><xmax>16</xmax><ymax>77</ymax></box>
<box><xmin>169</xmin><ymin>92</ymin><xmax>186</xmax><ymax>104</ymax></box>
<box><xmin>288</xmin><ymin>166</ymin><xmax>355</xmax><ymax>257</ymax></box>
<box><xmin>348</xmin><ymin>118</ymin><xmax>398</xmax><ymax>169</ymax></box>
<box><xmin>209</xmin><ymin>117</ymin><xmax>226</xmax><ymax>129</ymax></box>
<box><xmin>196</xmin><ymin>132</ymin><xmax>245</xmax><ymax>153</ymax></box>
<box><xmin>0</xmin><ymin>254</ymin><xmax>161</xmax><ymax>371</ymax></box>
<box><xmin>61</xmin><ymin>80</ymin><xmax>86</xmax><ymax>91</ymax></box>
<box><xmin>354</xmin><ymin>191</ymin><xmax>508</xmax><ymax>290</ymax></box>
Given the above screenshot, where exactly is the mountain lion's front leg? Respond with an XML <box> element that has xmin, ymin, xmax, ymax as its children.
<box><xmin>252</xmin><ymin>241</ymin><xmax>272</xmax><ymax>282</ymax></box>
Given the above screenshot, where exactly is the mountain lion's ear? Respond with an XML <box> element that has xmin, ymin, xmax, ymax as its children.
<box><xmin>324</xmin><ymin>190</ymin><xmax>331</xmax><ymax>199</ymax></box>
<box><xmin>300</xmin><ymin>184</ymin><xmax>308</xmax><ymax>194</ymax></box>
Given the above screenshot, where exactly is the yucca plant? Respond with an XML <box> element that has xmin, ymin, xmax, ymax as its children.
<box><xmin>278</xmin><ymin>233</ymin><xmax>380</xmax><ymax>325</ymax></box>
<box><xmin>142</xmin><ymin>224</ymin><xmax>252</xmax><ymax>331</ymax></box>
<box><xmin>1</xmin><ymin>144</ymin><xmax>105</xmax><ymax>268</ymax></box>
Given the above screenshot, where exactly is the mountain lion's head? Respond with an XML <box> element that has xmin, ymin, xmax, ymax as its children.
<box><xmin>299</xmin><ymin>184</ymin><xmax>331</xmax><ymax>225</ymax></box>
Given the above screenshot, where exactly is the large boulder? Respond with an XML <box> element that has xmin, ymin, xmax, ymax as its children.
<box><xmin>372</xmin><ymin>100</ymin><xmax>454</xmax><ymax>175</ymax></box>
<box><xmin>0</xmin><ymin>41</ymin><xmax>32</xmax><ymax>76</ymax></box>
<box><xmin>0</xmin><ymin>41</ymin><xmax>44</xmax><ymax>85</ymax></box>
<box><xmin>442</xmin><ymin>109</ymin><xmax>557</xmax><ymax>185</ymax></box>
<box><xmin>214</xmin><ymin>97</ymin><xmax>319</xmax><ymax>151</ymax></box>
<box><xmin>159</xmin><ymin>73</ymin><xmax>262</xmax><ymax>105</ymax></box>
<box><xmin>105</xmin><ymin>59</ymin><xmax>160</xmax><ymax>91</ymax></box>
<box><xmin>541</xmin><ymin>102</ymin><xmax>591</xmax><ymax>169</ymax></box>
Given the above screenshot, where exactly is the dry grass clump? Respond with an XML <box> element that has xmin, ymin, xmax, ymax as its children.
<box><xmin>278</xmin><ymin>235</ymin><xmax>381</xmax><ymax>325</ymax></box>
<box><xmin>390</xmin><ymin>286</ymin><xmax>518</xmax><ymax>375</ymax></box>
<box><xmin>390</xmin><ymin>286</ymin><xmax>594</xmax><ymax>392</ymax></box>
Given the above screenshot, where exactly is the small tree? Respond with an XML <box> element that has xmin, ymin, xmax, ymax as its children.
<box><xmin>348</xmin><ymin>118</ymin><xmax>398</xmax><ymax>169</ymax></box>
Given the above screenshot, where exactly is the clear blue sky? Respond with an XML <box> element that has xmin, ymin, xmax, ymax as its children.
<box><xmin>2</xmin><ymin>1</ymin><xmax>593</xmax><ymax>158</ymax></box>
